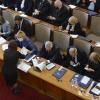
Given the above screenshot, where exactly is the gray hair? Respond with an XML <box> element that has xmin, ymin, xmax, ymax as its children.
<box><xmin>45</xmin><ymin>41</ymin><xmax>53</xmax><ymax>49</ymax></box>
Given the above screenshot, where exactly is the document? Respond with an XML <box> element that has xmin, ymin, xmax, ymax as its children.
<box><xmin>0</xmin><ymin>5</ymin><xmax>8</xmax><ymax>9</ymax></box>
<box><xmin>0</xmin><ymin>37</ymin><xmax>6</xmax><ymax>45</ymax></box>
<box><xmin>20</xmin><ymin>14</ymin><xmax>28</xmax><ymax>17</ymax></box>
<box><xmin>70</xmin><ymin>34</ymin><xmax>78</xmax><ymax>38</ymax></box>
<box><xmin>32</xmin><ymin>58</ymin><xmax>46</xmax><ymax>71</ymax></box>
<box><xmin>91</xmin><ymin>83</ymin><xmax>100</xmax><ymax>95</ymax></box>
<box><xmin>20</xmin><ymin>47</ymin><xmax>29</xmax><ymax>55</ymax></box>
<box><xmin>2</xmin><ymin>44</ymin><xmax>8</xmax><ymax>51</ymax></box>
<box><xmin>17</xmin><ymin>62</ymin><xmax>31</xmax><ymax>73</ymax></box>
<box><xmin>46</xmin><ymin>63</ymin><xmax>55</xmax><ymax>70</ymax></box>
<box><xmin>95</xmin><ymin>42</ymin><xmax>100</xmax><ymax>47</ymax></box>
<box><xmin>68</xmin><ymin>5</ymin><xmax>77</xmax><ymax>9</ymax></box>
<box><xmin>80</xmin><ymin>76</ymin><xmax>90</xmax><ymax>85</ymax></box>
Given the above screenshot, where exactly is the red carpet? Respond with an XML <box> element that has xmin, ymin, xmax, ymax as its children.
<box><xmin>0</xmin><ymin>75</ymin><xmax>53</xmax><ymax>100</ymax></box>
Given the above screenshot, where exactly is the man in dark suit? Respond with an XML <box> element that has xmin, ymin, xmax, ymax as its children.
<box><xmin>3</xmin><ymin>0</ymin><xmax>16</xmax><ymax>9</ymax></box>
<box><xmin>47</xmin><ymin>0</ymin><xmax>70</xmax><ymax>26</ymax></box>
<box><xmin>39</xmin><ymin>41</ymin><xmax>61</xmax><ymax>64</ymax></box>
<box><xmin>33</xmin><ymin>0</ymin><xmax>52</xmax><ymax>20</ymax></box>
<box><xmin>13</xmin><ymin>15</ymin><xmax>33</xmax><ymax>38</ymax></box>
<box><xmin>15</xmin><ymin>0</ymin><xmax>34</xmax><ymax>16</ymax></box>
<box><xmin>67</xmin><ymin>47</ymin><xmax>87</xmax><ymax>74</ymax></box>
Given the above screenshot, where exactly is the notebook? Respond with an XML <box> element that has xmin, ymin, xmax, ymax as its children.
<box><xmin>52</xmin><ymin>66</ymin><xmax>67</xmax><ymax>79</ymax></box>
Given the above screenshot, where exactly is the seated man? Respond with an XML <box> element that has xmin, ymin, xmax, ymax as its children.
<box><xmin>0</xmin><ymin>16</ymin><xmax>11</xmax><ymax>39</ymax></box>
<box><xmin>15</xmin><ymin>31</ymin><xmax>38</xmax><ymax>54</ymax></box>
<box><xmin>32</xmin><ymin>0</ymin><xmax>51</xmax><ymax>20</ymax></box>
<box><xmin>15</xmin><ymin>0</ymin><xmax>34</xmax><ymax>16</ymax></box>
<box><xmin>13</xmin><ymin>15</ymin><xmax>33</xmax><ymax>38</ymax></box>
<box><xmin>47</xmin><ymin>0</ymin><xmax>70</xmax><ymax>26</ymax></box>
<box><xmin>59</xmin><ymin>16</ymin><xmax>86</xmax><ymax>37</ymax></box>
<box><xmin>67</xmin><ymin>47</ymin><xmax>87</xmax><ymax>74</ymax></box>
<box><xmin>84</xmin><ymin>52</ymin><xmax>100</xmax><ymax>81</ymax></box>
<box><xmin>39</xmin><ymin>41</ymin><xmax>61</xmax><ymax>64</ymax></box>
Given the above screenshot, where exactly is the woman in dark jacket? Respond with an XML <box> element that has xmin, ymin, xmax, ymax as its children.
<box><xmin>2</xmin><ymin>40</ymin><xmax>25</xmax><ymax>95</ymax></box>
<box><xmin>84</xmin><ymin>52</ymin><xmax>100</xmax><ymax>81</ymax></box>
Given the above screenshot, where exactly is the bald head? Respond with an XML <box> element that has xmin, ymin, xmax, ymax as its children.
<box><xmin>45</xmin><ymin>41</ymin><xmax>53</xmax><ymax>51</ymax></box>
<box><xmin>54</xmin><ymin>0</ymin><xmax>62</xmax><ymax>9</ymax></box>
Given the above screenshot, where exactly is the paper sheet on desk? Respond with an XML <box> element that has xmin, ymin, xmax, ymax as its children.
<box><xmin>20</xmin><ymin>14</ymin><xmax>28</xmax><ymax>17</ymax></box>
<box><xmin>95</xmin><ymin>42</ymin><xmax>100</xmax><ymax>47</ymax></box>
<box><xmin>46</xmin><ymin>63</ymin><xmax>55</xmax><ymax>70</ymax></box>
<box><xmin>0</xmin><ymin>5</ymin><xmax>8</xmax><ymax>9</ymax></box>
<box><xmin>80</xmin><ymin>76</ymin><xmax>90</xmax><ymax>84</ymax></box>
<box><xmin>0</xmin><ymin>37</ymin><xmax>6</xmax><ymax>45</ymax></box>
<box><xmin>32</xmin><ymin>58</ymin><xmax>46</xmax><ymax>71</ymax></box>
<box><xmin>69</xmin><ymin>5</ymin><xmax>77</xmax><ymax>9</ymax></box>
<box><xmin>20</xmin><ymin>47</ymin><xmax>29</xmax><ymax>55</ymax></box>
<box><xmin>17</xmin><ymin>62</ymin><xmax>31</xmax><ymax>73</ymax></box>
<box><xmin>70</xmin><ymin>34</ymin><xmax>78</xmax><ymax>38</ymax></box>
<box><xmin>2</xmin><ymin>44</ymin><xmax>8</xmax><ymax>51</ymax></box>
<box><xmin>91</xmin><ymin>83</ymin><xmax>100</xmax><ymax>95</ymax></box>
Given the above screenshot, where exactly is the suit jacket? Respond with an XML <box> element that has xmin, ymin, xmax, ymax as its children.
<box><xmin>13</xmin><ymin>19</ymin><xmax>33</xmax><ymax>37</ymax></box>
<box><xmin>2</xmin><ymin>48</ymin><xmax>25</xmax><ymax>85</ymax></box>
<box><xmin>16</xmin><ymin>37</ymin><xmax>38</xmax><ymax>54</ymax></box>
<box><xmin>3</xmin><ymin>0</ymin><xmax>16</xmax><ymax>9</ymax></box>
<box><xmin>39</xmin><ymin>43</ymin><xmax>60</xmax><ymax>63</ymax></box>
<box><xmin>62</xmin><ymin>22</ymin><xmax>86</xmax><ymax>37</ymax></box>
<box><xmin>22</xmin><ymin>0</ymin><xmax>34</xmax><ymax>16</ymax></box>
<box><xmin>36</xmin><ymin>0</ymin><xmax>51</xmax><ymax>19</ymax></box>
<box><xmin>52</xmin><ymin>4</ymin><xmax>70</xmax><ymax>26</ymax></box>
<box><xmin>1</xmin><ymin>20</ymin><xmax>11</xmax><ymax>37</ymax></box>
<box><xmin>85</xmin><ymin>60</ymin><xmax>100</xmax><ymax>81</ymax></box>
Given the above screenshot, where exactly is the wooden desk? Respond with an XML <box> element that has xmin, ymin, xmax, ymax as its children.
<box><xmin>0</xmin><ymin>43</ymin><xmax>94</xmax><ymax>100</ymax></box>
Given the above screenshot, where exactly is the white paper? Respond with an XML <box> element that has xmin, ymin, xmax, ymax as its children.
<box><xmin>20</xmin><ymin>14</ymin><xmax>28</xmax><ymax>17</ymax></box>
<box><xmin>17</xmin><ymin>62</ymin><xmax>31</xmax><ymax>73</ymax></box>
<box><xmin>95</xmin><ymin>42</ymin><xmax>100</xmax><ymax>47</ymax></box>
<box><xmin>70</xmin><ymin>34</ymin><xmax>78</xmax><ymax>38</ymax></box>
<box><xmin>2</xmin><ymin>44</ymin><xmax>8</xmax><ymax>51</ymax></box>
<box><xmin>20</xmin><ymin>47</ymin><xmax>29</xmax><ymax>55</ymax></box>
<box><xmin>46</xmin><ymin>63</ymin><xmax>55</xmax><ymax>70</ymax></box>
<box><xmin>69</xmin><ymin>5</ymin><xmax>77</xmax><ymax>9</ymax></box>
<box><xmin>91</xmin><ymin>83</ymin><xmax>100</xmax><ymax>95</ymax></box>
<box><xmin>81</xmin><ymin>76</ymin><xmax>90</xmax><ymax>84</ymax></box>
<box><xmin>0</xmin><ymin>5</ymin><xmax>8</xmax><ymax>9</ymax></box>
<box><xmin>0</xmin><ymin>37</ymin><xmax>6</xmax><ymax>45</ymax></box>
<box><xmin>32</xmin><ymin>58</ymin><xmax>46</xmax><ymax>71</ymax></box>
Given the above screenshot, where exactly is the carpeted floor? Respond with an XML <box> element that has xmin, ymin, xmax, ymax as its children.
<box><xmin>0</xmin><ymin>75</ymin><xmax>53</xmax><ymax>100</ymax></box>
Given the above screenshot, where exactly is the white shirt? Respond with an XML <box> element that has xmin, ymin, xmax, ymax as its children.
<box><xmin>21</xmin><ymin>0</ymin><xmax>25</xmax><ymax>9</ymax></box>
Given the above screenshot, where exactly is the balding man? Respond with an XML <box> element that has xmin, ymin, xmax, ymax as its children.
<box><xmin>48</xmin><ymin>0</ymin><xmax>70</xmax><ymax>26</ymax></box>
<box><xmin>39</xmin><ymin>41</ymin><xmax>61</xmax><ymax>63</ymax></box>
<box><xmin>67</xmin><ymin>47</ymin><xmax>87</xmax><ymax>74</ymax></box>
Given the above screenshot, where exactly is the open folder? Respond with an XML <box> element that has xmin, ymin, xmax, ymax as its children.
<box><xmin>17</xmin><ymin>62</ymin><xmax>31</xmax><ymax>73</ymax></box>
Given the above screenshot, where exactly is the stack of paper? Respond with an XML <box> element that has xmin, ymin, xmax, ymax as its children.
<box><xmin>17</xmin><ymin>62</ymin><xmax>31</xmax><ymax>73</ymax></box>
<box><xmin>91</xmin><ymin>83</ymin><xmax>100</xmax><ymax>95</ymax></box>
<box><xmin>0</xmin><ymin>37</ymin><xmax>6</xmax><ymax>45</ymax></box>
<box><xmin>2</xmin><ymin>44</ymin><xmax>8</xmax><ymax>51</ymax></box>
